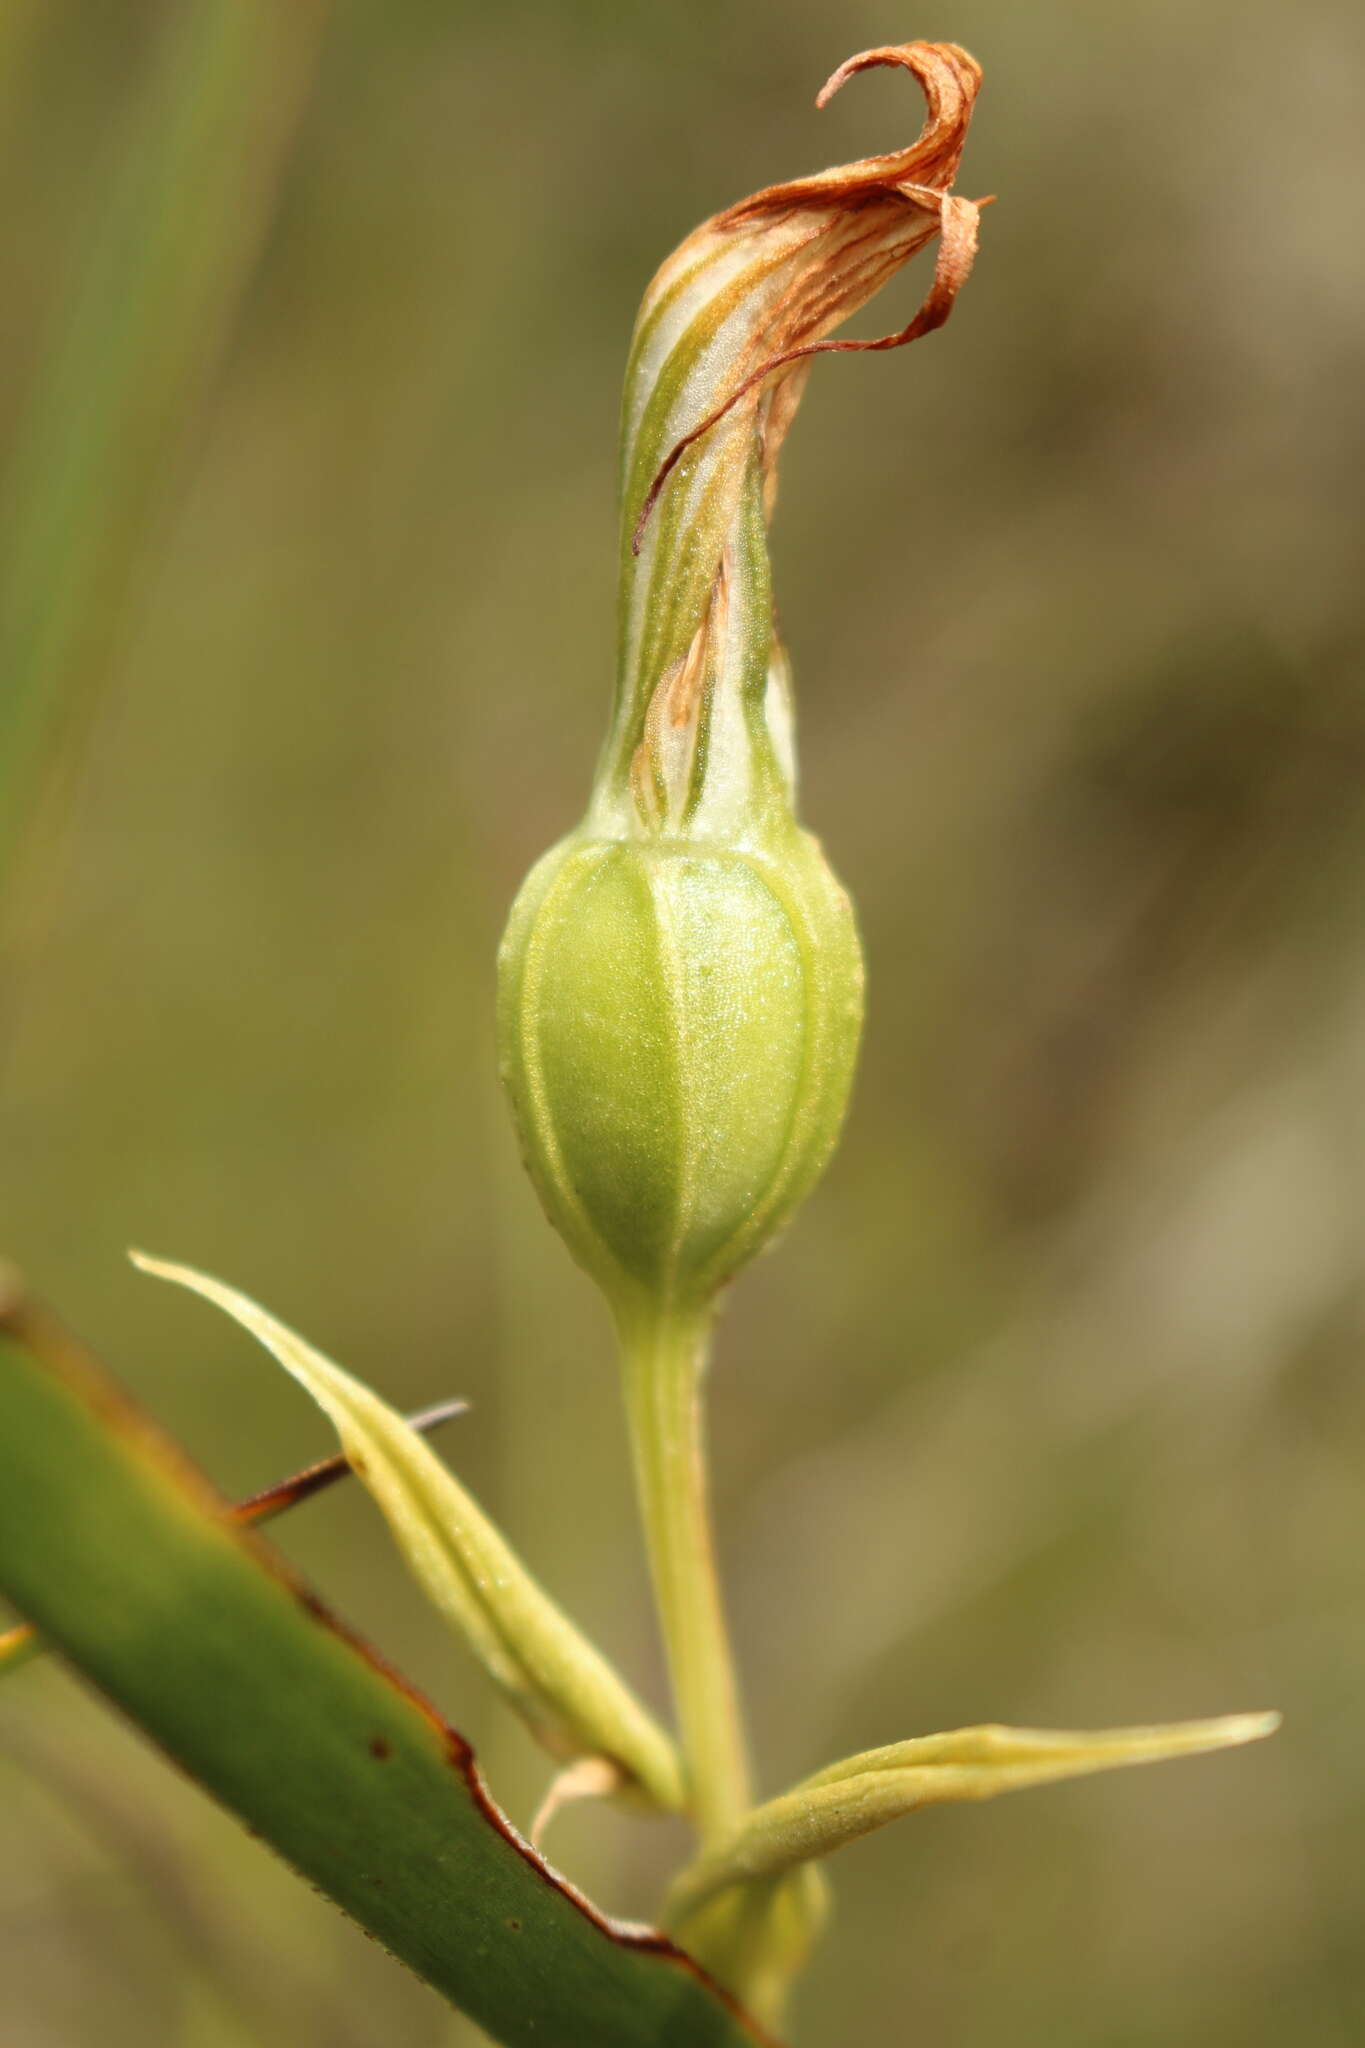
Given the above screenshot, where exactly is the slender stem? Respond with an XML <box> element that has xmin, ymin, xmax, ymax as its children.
<box><xmin>618</xmin><ymin>1303</ymin><xmax>750</xmax><ymax>1844</ymax></box>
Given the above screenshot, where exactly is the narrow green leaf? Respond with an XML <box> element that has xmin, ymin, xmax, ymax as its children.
<box><xmin>667</xmin><ymin>1713</ymin><xmax>1281</xmax><ymax>1926</ymax></box>
<box><xmin>795</xmin><ymin>1714</ymin><xmax>1282</xmax><ymax>1792</ymax></box>
<box><xmin>132</xmin><ymin>1252</ymin><xmax>683</xmax><ymax>1814</ymax></box>
<box><xmin>0</xmin><ymin>1270</ymin><xmax>769</xmax><ymax>2048</ymax></box>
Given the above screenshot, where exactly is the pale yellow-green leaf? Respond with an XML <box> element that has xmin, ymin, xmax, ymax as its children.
<box><xmin>131</xmin><ymin>1253</ymin><xmax>683</xmax><ymax>1813</ymax></box>
<box><xmin>666</xmin><ymin>1712</ymin><xmax>1280</xmax><ymax>1924</ymax></box>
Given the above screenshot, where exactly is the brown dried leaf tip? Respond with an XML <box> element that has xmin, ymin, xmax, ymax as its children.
<box><xmin>629</xmin><ymin>41</ymin><xmax>987</xmax><ymax>554</ymax></box>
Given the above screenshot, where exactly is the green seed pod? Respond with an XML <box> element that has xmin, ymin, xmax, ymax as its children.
<box><xmin>498</xmin><ymin>818</ymin><xmax>862</xmax><ymax>1317</ymax></box>
<box><xmin>499</xmin><ymin>41</ymin><xmax>984</xmax><ymax>1328</ymax></box>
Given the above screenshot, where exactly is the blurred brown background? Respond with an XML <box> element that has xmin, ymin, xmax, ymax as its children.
<box><xmin>2</xmin><ymin>1</ymin><xmax>1363</xmax><ymax>2042</ymax></box>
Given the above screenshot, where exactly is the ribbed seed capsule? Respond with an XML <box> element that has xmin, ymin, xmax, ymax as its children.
<box><xmin>498</xmin><ymin>823</ymin><xmax>862</xmax><ymax>1316</ymax></box>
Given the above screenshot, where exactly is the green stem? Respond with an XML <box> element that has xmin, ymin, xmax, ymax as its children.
<box><xmin>617</xmin><ymin>1304</ymin><xmax>750</xmax><ymax>1844</ymax></box>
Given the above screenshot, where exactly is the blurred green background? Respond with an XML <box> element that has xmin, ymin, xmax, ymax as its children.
<box><xmin>2</xmin><ymin>1</ymin><xmax>1363</xmax><ymax>2042</ymax></box>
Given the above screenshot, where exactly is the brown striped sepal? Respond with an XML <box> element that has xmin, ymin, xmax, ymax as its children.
<box><xmin>594</xmin><ymin>42</ymin><xmax>985</xmax><ymax>843</ymax></box>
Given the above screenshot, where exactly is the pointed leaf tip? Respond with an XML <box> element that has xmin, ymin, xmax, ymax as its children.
<box><xmin>667</xmin><ymin>1711</ymin><xmax>1281</xmax><ymax>1927</ymax></box>
<box><xmin>132</xmin><ymin>1252</ymin><xmax>684</xmax><ymax>1814</ymax></box>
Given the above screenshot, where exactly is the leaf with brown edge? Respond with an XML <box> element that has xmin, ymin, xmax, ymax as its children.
<box><xmin>0</xmin><ymin>1394</ymin><xmax>468</xmax><ymax>1679</ymax></box>
<box><xmin>0</xmin><ymin>1267</ymin><xmax>771</xmax><ymax>2048</ymax></box>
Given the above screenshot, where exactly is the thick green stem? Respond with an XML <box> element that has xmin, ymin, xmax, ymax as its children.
<box><xmin>618</xmin><ymin>1305</ymin><xmax>750</xmax><ymax>1844</ymax></box>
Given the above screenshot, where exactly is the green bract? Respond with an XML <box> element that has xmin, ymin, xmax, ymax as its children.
<box><xmin>131</xmin><ymin>1254</ymin><xmax>685</xmax><ymax>1815</ymax></box>
<box><xmin>665</xmin><ymin>1713</ymin><xmax>1284</xmax><ymax>1934</ymax></box>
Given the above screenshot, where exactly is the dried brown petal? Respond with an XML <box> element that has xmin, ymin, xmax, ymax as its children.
<box><xmin>594</xmin><ymin>43</ymin><xmax>987</xmax><ymax>842</ymax></box>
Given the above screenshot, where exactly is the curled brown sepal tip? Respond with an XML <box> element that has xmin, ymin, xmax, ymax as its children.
<box><xmin>629</xmin><ymin>40</ymin><xmax>988</xmax><ymax>556</ymax></box>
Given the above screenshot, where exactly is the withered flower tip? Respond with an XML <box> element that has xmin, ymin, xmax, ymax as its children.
<box><xmin>631</xmin><ymin>40</ymin><xmax>987</xmax><ymax>555</ymax></box>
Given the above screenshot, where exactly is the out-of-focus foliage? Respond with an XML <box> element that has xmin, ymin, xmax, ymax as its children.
<box><xmin>0</xmin><ymin>0</ymin><xmax>326</xmax><ymax>902</ymax></box>
<box><xmin>2</xmin><ymin>2</ymin><xmax>1362</xmax><ymax>2045</ymax></box>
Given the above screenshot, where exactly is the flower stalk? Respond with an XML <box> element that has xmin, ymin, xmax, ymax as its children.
<box><xmin>617</xmin><ymin>1303</ymin><xmax>748</xmax><ymax>1843</ymax></box>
